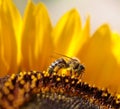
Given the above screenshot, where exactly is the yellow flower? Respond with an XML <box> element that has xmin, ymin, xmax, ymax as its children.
<box><xmin>0</xmin><ymin>0</ymin><xmax>120</xmax><ymax>95</ymax></box>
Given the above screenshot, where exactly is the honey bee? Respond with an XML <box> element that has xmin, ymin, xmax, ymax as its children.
<box><xmin>47</xmin><ymin>54</ymin><xmax>85</xmax><ymax>77</ymax></box>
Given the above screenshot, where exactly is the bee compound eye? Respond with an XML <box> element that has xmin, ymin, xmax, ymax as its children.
<box><xmin>80</xmin><ymin>65</ymin><xmax>85</xmax><ymax>71</ymax></box>
<box><xmin>79</xmin><ymin>65</ymin><xmax>85</xmax><ymax>72</ymax></box>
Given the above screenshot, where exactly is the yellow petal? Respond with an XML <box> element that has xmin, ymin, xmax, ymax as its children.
<box><xmin>112</xmin><ymin>33</ymin><xmax>120</xmax><ymax>64</ymax></box>
<box><xmin>77</xmin><ymin>24</ymin><xmax>120</xmax><ymax>93</ymax></box>
<box><xmin>67</xmin><ymin>16</ymin><xmax>90</xmax><ymax>56</ymax></box>
<box><xmin>111</xmin><ymin>33</ymin><xmax>120</xmax><ymax>93</ymax></box>
<box><xmin>52</xmin><ymin>9</ymin><xmax>82</xmax><ymax>56</ymax></box>
<box><xmin>0</xmin><ymin>0</ymin><xmax>21</xmax><ymax>76</ymax></box>
<box><xmin>6</xmin><ymin>0</ymin><xmax>22</xmax><ymax>64</ymax></box>
<box><xmin>21</xmin><ymin>1</ymin><xmax>53</xmax><ymax>71</ymax></box>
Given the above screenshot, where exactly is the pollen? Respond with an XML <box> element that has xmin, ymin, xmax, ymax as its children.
<box><xmin>11</xmin><ymin>74</ymin><xmax>16</xmax><ymax>80</ymax></box>
<box><xmin>4</xmin><ymin>81</ymin><xmax>10</xmax><ymax>87</ymax></box>
<box><xmin>20</xmin><ymin>80</ymin><xmax>25</xmax><ymax>85</ymax></box>
<box><xmin>3</xmin><ymin>86</ymin><xmax>10</xmax><ymax>95</ymax></box>
<box><xmin>31</xmin><ymin>75</ymin><xmax>35</xmax><ymax>80</ymax></box>
<box><xmin>28</xmin><ymin>71</ymin><xmax>32</xmax><ymax>75</ymax></box>
<box><xmin>71</xmin><ymin>80</ymin><xmax>75</xmax><ymax>84</ymax></box>
<box><xmin>65</xmin><ymin>78</ymin><xmax>69</xmax><ymax>83</ymax></box>
<box><xmin>56</xmin><ymin>77</ymin><xmax>61</xmax><ymax>82</ymax></box>
<box><xmin>7</xmin><ymin>94</ymin><xmax>14</xmax><ymax>101</ymax></box>
<box><xmin>37</xmin><ymin>73</ymin><xmax>42</xmax><ymax>79</ymax></box>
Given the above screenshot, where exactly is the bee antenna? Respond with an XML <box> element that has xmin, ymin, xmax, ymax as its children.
<box><xmin>49</xmin><ymin>54</ymin><xmax>59</xmax><ymax>59</ymax></box>
<box><xmin>53</xmin><ymin>52</ymin><xmax>74</xmax><ymax>60</ymax></box>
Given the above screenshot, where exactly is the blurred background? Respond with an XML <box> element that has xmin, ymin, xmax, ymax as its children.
<box><xmin>13</xmin><ymin>0</ymin><xmax>120</xmax><ymax>34</ymax></box>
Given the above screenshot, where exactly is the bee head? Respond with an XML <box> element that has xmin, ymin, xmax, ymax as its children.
<box><xmin>68</xmin><ymin>58</ymin><xmax>85</xmax><ymax>75</ymax></box>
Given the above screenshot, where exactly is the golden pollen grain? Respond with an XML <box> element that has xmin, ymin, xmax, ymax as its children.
<box><xmin>37</xmin><ymin>73</ymin><xmax>42</xmax><ymax>79</ymax></box>
<box><xmin>20</xmin><ymin>72</ymin><xmax>24</xmax><ymax>76</ymax></box>
<box><xmin>11</xmin><ymin>74</ymin><xmax>16</xmax><ymax>79</ymax></box>
<box><xmin>3</xmin><ymin>86</ymin><xmax>10</xmax><ymax>95</ymax></box>
<box><xmin>20</xmin><ymin>80</ymin><xmax>25</xmax><ymax>85</ymax></box>
<box><xmin>28</xmin><ymin>71</ymin><xmax>31</xmax><ymax>75</ymax></box>
<box><xmin>33</xmin><ymin>71</ymin><xmax>37</xmax><ymax>74</ymax></box>
<box><xmin>5</xmin><ymin>82</ymin><xmax>10</xmax><ymax>87</ymax></box>
<box><xmin>31</xmin><ymin>75</ymin><xmax>35</xmax><ymax>79</ymax></box>
<box><xmin>9</xmin><ymin>83</ymin><xmax>14</xmax><ymax>90</ymax></box>
<box><xmin>7</xmin><ymin>94</ymin><xmax>14</xmax><ymax>101</ymax></box>
<box><xmin>57</xmin><ymin>77</ymin><xmax>61</xmax><ymax>81</ymax></box>
<box><xmin>71</xmin><ymin>80</ymin><xmax>75</xmax><ymax>84</ymax></box>
<box><xmin>65</xmin><ymin>79</ymin><xmax>69</xmax><ymax>83</ymax></box>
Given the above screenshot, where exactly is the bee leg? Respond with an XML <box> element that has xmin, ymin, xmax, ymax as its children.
<box><xmin>79</xmin><ymin>73</ymin><xmax>83</xmax><ymax>80</ymax></box>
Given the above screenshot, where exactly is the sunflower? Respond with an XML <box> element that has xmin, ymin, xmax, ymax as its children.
<box><xmin>0</xmin><ymin>0</ymin><xmax>120</xmax><ymax>106</ymax></box>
